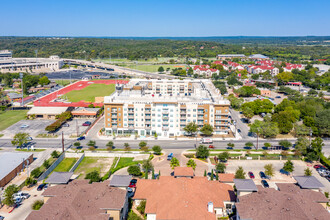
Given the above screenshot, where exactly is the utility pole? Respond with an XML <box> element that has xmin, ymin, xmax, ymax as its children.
<box><xmin>256</xmin><ymin>127</ymin><xmax>260</xmax><ymax>150</ymax></box>
<box><xmin>20</xmin><ymin>73</ymin><xmax>24</xmax><ymax>106</ymax></box>
<box><xmin>62</xmin><ymin>131</ymin><xmax>64</xmax><ymax>153</ymax></box>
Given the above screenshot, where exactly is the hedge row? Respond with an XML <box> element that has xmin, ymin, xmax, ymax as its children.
<box><xmin>45</xmin><ymin>111</ymin><xmax>72</xmax><ymax>132</ymax></box>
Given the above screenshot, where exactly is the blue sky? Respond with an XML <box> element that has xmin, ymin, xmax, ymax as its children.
<box><xmin>0</xmin><ymin>0</ymin><xmax>329</xmax><ymax>37</ymax></box>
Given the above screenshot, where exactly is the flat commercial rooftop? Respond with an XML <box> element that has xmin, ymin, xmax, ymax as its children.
<box><xmin>0</xmin><ymin>152</ymin><xmax>33</xmax><ymax>181</ymax></box>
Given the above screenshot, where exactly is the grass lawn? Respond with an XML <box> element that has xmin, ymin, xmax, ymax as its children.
<box><xmin>116</xmin><ymin>157</ymin><xmax>140</xmax><ymax>167</ymax></box>
<box><xmin>63</xmin><ymin>83</ymin><xmax>115</xmax><ymax>102</ymax></box>
<box><xmin>0</xmin><ymin>110</ymin><xmax>28</xmax><ymax>131</ymax></box>
<box><xmin>54</xmin><ymin>79</ymin><xmax>75</xmax><ymax>86</ymax></box>
<box><xmin>126</xmin><ymin>64</ymin><xmax>185</xmax><ymax>73</ymax></box>
<box><xmin>16</xmin><ymin>149</ymin><xmax>45</xmax><ymax>152</ymax></box>
<box><xmin>53</xmin><ymin>158</ymin><xmax>78</xmax><ymax>172</ymax></box>
<box><xmin>75</xmin><ymin>157</ymin><xmax>113</xmax><ymax>179</ymax></box>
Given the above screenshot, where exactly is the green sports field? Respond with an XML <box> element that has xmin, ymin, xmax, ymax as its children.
<box><xmin>63</xmin><ymin>83</ymin><xmax>115</xmax><ymax>102</ymax></box>
<box><xmin>0</xmin><ymin>110</ymin><xmax>28</xmax><ymax>131</ymax></box>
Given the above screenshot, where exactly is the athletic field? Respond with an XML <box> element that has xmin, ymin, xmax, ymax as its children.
<box><xmin>63</xmin><ymin>83</ymin><xmax>115</xmax><ymax>102</ymax></box>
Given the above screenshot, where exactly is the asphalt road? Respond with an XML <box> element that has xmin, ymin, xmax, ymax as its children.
<box><xmin>1</xmin><ymin>138</ymin><xmax>330</xmax><ymax>151</ymax></box>
<box><xmin>230</xmin><ymin>108</ymin><xmax>250</xmax><ymax>139</ymax></box>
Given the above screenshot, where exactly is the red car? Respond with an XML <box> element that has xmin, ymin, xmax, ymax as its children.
<box><xmin>248</xmin><ymin>172</ymin><xmax>255</xmax><ymax>179</ymax></box>
<box><xmin>82</xmin><ymin>121</ymin><xmax>91</xmax><ymax>126</ymax></box>
<box><xmin>314</xmin><ymin>164</ymin><xmax>326</xmax><ymax>169</ymax></box>
<box><xmin>129</xmin><ymin>179</ymin><xmax>137</xmax><ymax>188</ymax></box>
<box><xmin>208</xmin><ymin>145</ymin><xmax>214</xmax><ymax>149</ymax></box>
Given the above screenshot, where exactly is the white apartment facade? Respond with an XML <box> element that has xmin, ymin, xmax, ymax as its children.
<box><xmin>104</xmin><ymin>79</ymin><xmax>230</xmax><ymax>138</ymax></box>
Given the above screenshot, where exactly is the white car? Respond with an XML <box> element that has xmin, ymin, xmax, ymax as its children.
<box><xmin>20</xmin><ymin>124</ymin><xmax>29</xmax><ymax>128</ymax></box>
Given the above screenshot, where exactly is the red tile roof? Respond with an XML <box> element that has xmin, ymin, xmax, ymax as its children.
<box><xmin>174</xmin><ymin>167</ymin><xmax>194</xmax><ymax>177</ymax></box>
<box><xmin>133</xmin><ymin>176</ymin><xmax>235</xmax><ymax>220</ymax></box>
<box><xmin>218</xmin><ymin>173</ymin><xmax>235</xmax><ymax>183</ymax></box>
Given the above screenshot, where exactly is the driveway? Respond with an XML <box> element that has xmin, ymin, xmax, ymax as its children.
<box><xmin>152</xmin><ymin>149</ymin><xmax>208</xmax><ymax>177</ymax></box>
<box><xmin>1</xmin><ymin>120</ymin><xmax>55</xmax><ymax>138</ymax></box>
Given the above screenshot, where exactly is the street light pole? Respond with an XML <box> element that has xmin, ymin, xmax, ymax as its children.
<box><xmin>256</xmin><ymin>128</ymin><xmax>260</xmax><ymax>150</ymax></box>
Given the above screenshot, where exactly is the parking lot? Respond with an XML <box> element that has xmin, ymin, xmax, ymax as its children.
<box><xmin>1</xmin><ymin>118</ymin><xmax>94</xmax><ymax>139</ymax></box>
<box><xmin>225</xmin><ymin>160</ymin><xmax>330</xmax><ymax>193</ymax></box>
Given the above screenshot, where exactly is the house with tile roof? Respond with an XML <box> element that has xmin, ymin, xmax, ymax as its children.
<box><xmin>133</xmin><ymin>173</ymin><xmax>236</xmax><ymax>219</ymax></box>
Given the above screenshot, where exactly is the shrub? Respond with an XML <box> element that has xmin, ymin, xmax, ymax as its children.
<box><xmin>137</xmin><ymin>200</ymin><xmax>146</xmax><ymax>215</ymax></box>
<box><xmin>32</xmin><ymin>200</ymin><xmax>44</xmax><ymax>210</ymax></box>
<box><xmin>31</xmin><ymin>167</ymin><xmax>42</xmax><ymax>178</ymax></box>
<box><xmin>216</xmin><ymin>162</ymin><xmax>226</xmax><ymax>173</ymax></box>
<box><xmin>196</xmin><ymin>145</ymin><xmax>209</xmax><ymax>158</ymax></box>
<box><xmin>218</xmin><ymin>152</ymin><xmax>229</xmax><ymax>162</ymax></box>
<box><xmin>152</xmin><ymin>145</ymin><xmax>162</xmax><ymax>155</ymax></box>
<box><xmin>51</xmin><ymin>150</ymin><xmax>59</xmax><ymax>158</ymax></box>
<box><xmin>43</xmin><ymin>160</ymin><xmax>50</xmax><ymax>169</ymax></box>
<box><xmin>127</xmin><ymin>165</ymin><xmax>142</xmax><ymax>176</ymax></box>
<box><xmin>85</xmin><ymin>170</ymin><xmax>101</xmax><ymax>183</ymax></box>
<box><xmin>89</xmin><ymin>146</ymin><xmax>96</xmax><ymax>151</ymax></box>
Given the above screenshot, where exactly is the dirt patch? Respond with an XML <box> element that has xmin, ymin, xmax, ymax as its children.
<box><xmin>74</xmin><ymin>157</ymin><xmax>113</xmax><ymax>179</ymax></box>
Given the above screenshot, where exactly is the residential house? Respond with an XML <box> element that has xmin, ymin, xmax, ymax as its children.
<box><xmin>133</xmin><ymin>168</ymin><xmax>236</xmax><ymax>219</ymax></box>
<box><xmin>235</xmin><ymin>183</ymin><xmax>330</xmax><ymax>220</ymax></box>
<box><xmin>26</xmin><ymin>180</ymin><xmax>129</xmax><ymax>220</ymax></box>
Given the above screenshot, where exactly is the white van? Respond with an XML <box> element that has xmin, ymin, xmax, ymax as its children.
<box><xmin>200</xmin><ymin>138</ymin><xmax>213</xmax><ymax>144</ymax></box>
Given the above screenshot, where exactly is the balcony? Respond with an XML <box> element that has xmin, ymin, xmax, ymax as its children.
<box><xmin>145</xmin><ymin>109</ymin><xmax>151</xmax><ymax>113</ymax></box>
<box><xmin>128</xmin><ymin>110</ymin><xmax>134</xmax><ymax>113</ymax></box>
<box><xmin>128</xmin><ymin>124</ymin><xmax>134</xmax><ymax>129</ymax></box>
<box><xmin>145</xmin><ymin>115</ymin><xmax>151</xmax><ymax>119</ymax></box>
<box><xmin>197</xmin><ymin>116</ymin><xmax>203</xmax><ymax>119</ymax></box>
<box><xmin>163</xmin><ymin>110</ymin><xmax>169</xmax><ymax>114</ymax></box>
<box><xmin>215</xmin><ymin>112</ymin><xmax>228</xmax><ymax>116</ymax></box>
<box><xmin>162</xmin><ymin>127</ymin><xmax>169</xmax><ymax>131</ymax></box>
<box><xmin>111</xmin><ymin>114</ymin><xmax>117</xmax><ymax>118</ymax></box>
<box><xmin>180</xmin><ymin>114</ymin><xmax>186</xmax><ymax>119</ymax></box>
<box><xmin>111</xmin><ymin>109</ymin><xmax>117</xmax><ymax>113</ymax></box>
<box><xmin>162</xmin><ymin>116</ymin><xmax>169</xmax><ymax>120</ymax></box>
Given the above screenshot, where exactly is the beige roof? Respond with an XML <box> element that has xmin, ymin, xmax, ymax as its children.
<box><xmin>236</xmin><ymin>183</ymin><xmax>330</xmax><ymax>220</ymax></box>
<box><xmin>26</xmin><ymin>180</ymin><xmax>126</xmax><ymax>220</ymax></box>
<box><xmin>174</xmin><ymin>167</ymin><xmax>194</xmax><ymax>177</ymax></box>
<box><xmin>133</xmin><ymin>176</ymin><xmax>235</xmax><ymax>220</ymax></box>
<box><xmin>28</xmin><ymin>106</ymin><xmax>68</xmax><ymax>115</ymax></box>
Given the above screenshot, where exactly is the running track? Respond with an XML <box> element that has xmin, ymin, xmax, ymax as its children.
<box><xmin>33</xmin><ymin>80</ymin><xmax>128</xmax><ymax>107</ymax></box>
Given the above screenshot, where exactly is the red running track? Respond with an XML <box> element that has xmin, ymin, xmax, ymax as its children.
<box><xmin>33</xmin><ymin>80</ymin><xmax>128</xmax><ymax>107</ymax></box>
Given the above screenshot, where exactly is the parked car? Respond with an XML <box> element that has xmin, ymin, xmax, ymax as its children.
<box><xmin>127</xmin><ymin>187</ymin><xmax>135</xmax><ymax>198</ymax></box>
<box><xmin>27</xmin><ymin>137</ymin><xmax>33</xmax><ymax>141</ymax></box>
<box><xmin>82</xmin><ymin>121</ymin><xmax>91</xmax><ymax>126</ymax></box>
<box><xmin>248</xmin><ymin>172</ymin><xmax>255</xmax><ymax>179</ymax></box>
<box><xmin>44</xmin><ymin>184</ymin><xmax>49</xmax><ymax>190</ymax></box>
<box><xmin>77</xmin><ymin>136</ymin><xmax>85</xmax><ymax>141</ymax></box>
<box><xmin>129</xmin><ymin>179</ymin><xmax>137</xmax><ymax>188</ymax></box>
<box><xmin>275</xmin><ymin>96</ymin><xmax>281</xmax><ymax>98</ymax></box>
<box><xmin>167</xmin><ymin>153</ymin><xmax>173</xmax><ymax>161</ymax></box>
<box><xmin>259</xmin><ymin>171</ymin><xmax>267</xmax><ymax>179</ymax></box>
<box><xmin>0</xmin><ymin>215</ymin><xmax>4</xmax><ymax>220</ymax></box>
<box><xmin>314</xmin><ymin>164</ymin><xmax>326</xmax><ymax>169</ymax></box>
<box><xmin>280</xmin><ymin>169</ymin><xmax>290</xmax><ymax>175</ymax></box>
<box><xmin>261</xmin><ymin>180</ymin><xmax>269</xmax><ymax>188</ymax></box>
<box><xmin>37</xmin><ymin>184</ymin><xmax>46</xmax><ymax>191</ymax></box>
<box><xmin>207</xmin><ymin>172</ymin><xmax>216</xmax><ymax>179</ymax></box>
<box><xmin>20</xmin><ymin>124</ymin><xmax>29</xmax><ymax>128</ymax></box>
<box><xmin>208</xmin><ymin>145</ymin><xmax>214</xmax><ymax>149</ymax></box>
<box><xmin>62</xmin><ymin>123</ymin><xmax>70</xmax><ymax>127</ymax></box>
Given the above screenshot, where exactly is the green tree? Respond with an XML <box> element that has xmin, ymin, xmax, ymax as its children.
<box><xmin>210</xmin><ymin>169</ymin><xmax>214</xmax><ymax>180</ymax></box>
<box><xmin>74</xmin><ymin>142</ymin><xmax>81</xmax><ymax>148</ymax></box>
<box><xmin>124</xmin><ymin>143</ymin><xmax>131</xmax><ymax>151</ymax></box>
<box><xmin>127</xmin><ymin>165</ymin><xmax>141</xmax><ymax>176</ymax></box>
<box><xmin>245</xmin><ymin>142</ymin><xmax>254</xmax><ymax>149</ymax></box>
<box><xmin>315</xmin><ymin>109</ymin><xmax>330</xmax><ymax>136</ymax></box>
<box><xmin>216</xmin><ymin>162</ymin><xmax>226</xmax><ymax>173</ymax></box>
<box><xmin>85</xmin><ymin>170</ymin><xmax>101</xmax><ymax>183</ymax></box>
<box><xmin>276</xmin><ymin>71</ymin><xmax>293</xmax><ymax>83</ymax></box>
<box><xmin>31</xmin><ymin>167</ymin><xmax>42</xmax><ymax>178</ymax></box>
<box><xmin>264</xmin><ymin>142</ymin><xmax>271</xmax><ymax>149</ymax></box>
<box><xmin>38</xmin><ymin>76</ymin><xmax>50</xmax><ymax>86</ymax></box>
<box><xmin>139</xmin><ymin>141</ymin><xmax>147</xmax><ymax>149</ymax></box>
<box><xmin>227</xmin><ymin>142</ymin><xmax>235</xmax><ymax>149</ymax></box>
<box><xmin>158</xmin><ymin>66</ymin><xmax>164</xmax><ymax>73</ymax></box>
<box><xmin>264</xmin><ymin>164</ymin><xmax>275</xmax><ymax>177</ymax></box>
<box><xmin>218</xmin><ymin>152</ymin><xmax>229</xmax><ymax>162</ymax></box>
<box><xmin>250</xmin><ymin>119</ymin><xmax>279</xmax><ymax>138</ymax></box>
<box><xmin>106</xmin><ymin>141</ymin><xmax>114</xmax><ymax>149</ymax></box>
<box><xmin>43</xmin><ymin>159</ymin><xmax>50</xmax><ymax>169</ymax></box>
<box><xmin>235</xmin><ymin>166</ymin><xmax>246</xmax><ymax>179</ymax></box>
<box><xmin>200</xmin><ymin>124</ymin><xmax>213</xmax><ymax>136</ymax></box>
<box><xmin>2</xmin><ymin>184</ymin><xmax>19</xmax><ymax>206</ymax></box>
<box><xmin>304</xmin><ymin>167</ymin><xmax>312</xmax><ymax>176</ymax></box>
<box><xmin>183</xmin><ymin>122</ymin><xmax>198</xmax><ymax>136</ymax></box>
<box><xmin>87</xmin><ymin>140</ymin><xmax>96</xmax><ymax>147</ymax></box>
<box><xmin>279</xmin><ymin>140</ymin><xmax>292</xmax><ymax>149</ymax></box>
<box><xmin>272</xmin><ymin>111</ymin><xmax>294</xmax><ymax>134</ymax></box>
<box><xmin>25</xmin><ymin>177</ymin><xmax>37</xmax><ymax>187</ymax></box>
<box><xmin>310</xmin><ymin>137</ymin><xmax>324</xmax><ymax>158</ymax></box>
<box><xmin>11</xmin><ymin>132</ymin><xmax>29</xmax><ymax>149</ymax></box>
<box><xmin>152</xmin><ymin>145</ymin><xmax>162</xmax><ymax>155</ymax></box>
<box><xmin>51</xmin><ymin>150</ymin><xmax>59</xmax><ymax>158</ymax></box>
<box><xmin>242</xmin><ymin>106</ymin><xmax>254</xmax><ymax>120</ymax></box>
<box><xmin>283</xmin><ymin>160</ymin><xmax>294</xmax><ymax>173</ymax></box>
<box><xmin>295</xmin><ymin>137</ymin><xmax>309</xmax><ymax>156</ymax></box>
<box><xmin>32</xmin><ymin>200</ymin><xmax>44</xmax><ymax>210</ymax></box>
<box><xmin>142</xmin><ymin>159</ymin><xmax>154</xmax><ymax>172</ymax></box>
<box><xmin>152</xmin><ymin>169</ymin><xmax>155</xmax><ymax>179</ymax></box>
<box><xmin>196</xmin><ymin>145</ymin><xmax>210</xmax><ymax>158</ymax></box>
<box><xmin>186</xmin><ymin>159</ymin><xmax>197</xmax><ymax>170</ymax></box>
<box><xmin>170</xmin><ymin>157</ymin><xmax>180</xmax><ymax>169</ymax></box>
<box><xmin>204</xmin><ymin>170</ymin><xmax>207</xmax><ymax>177</ymax></box>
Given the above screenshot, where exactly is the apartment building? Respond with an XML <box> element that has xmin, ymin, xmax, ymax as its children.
<box><xmin>104</xmin><ymin>79</ymin><xmax>230</xmax><ymax>138</ymax></box>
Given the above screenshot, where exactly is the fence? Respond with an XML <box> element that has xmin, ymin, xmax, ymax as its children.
<box><xmin>37</xmin><ymin>153</ymin><xmax>65</xmax><ymax>181</ymax></box>
<box><xmin>69</xmin><ymin>153</ymin><xmax>85</xmax><ymax>172</ymax></box>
